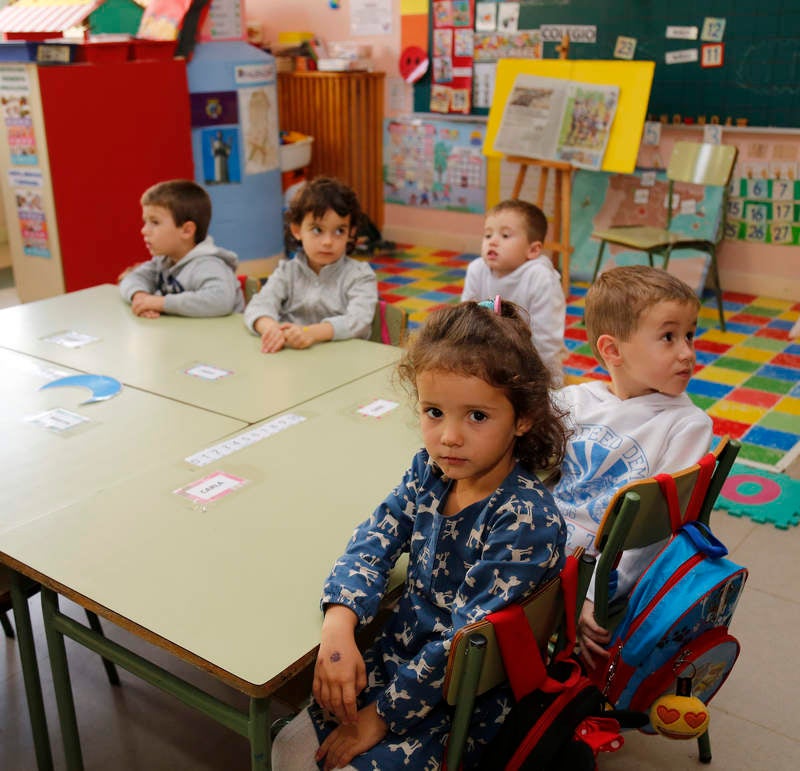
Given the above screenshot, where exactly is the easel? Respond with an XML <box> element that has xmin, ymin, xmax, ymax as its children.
<box><xmin>508</xmin><ymin>34</ymin><xmax>574</xmax><ymax>296</ymax></box>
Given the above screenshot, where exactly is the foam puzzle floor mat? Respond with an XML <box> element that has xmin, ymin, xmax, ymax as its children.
<box><xmin>717</xmin><ymin>463</ymin><xmax>800</xmax><ymax>529</ymax></box>
<box><xmin>364</xmin><ymin>246</ymin><xmax>800</xmax><ymax>472</ymax></box>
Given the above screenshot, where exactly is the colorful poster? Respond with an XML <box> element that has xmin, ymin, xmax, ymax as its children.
<box><xmin>8</xmin><ymin>168</ymin><xmax>50</xmax><ymax>258</ymax></box>
<box><xmin>0</xmin><ymin>65</ymin><xmax>37</xmax><ymax>165</ymax></box>
<box><xmin>383</xmin><ymin>117</ymin><xmax>486</xmax><ymax>212</ymax></box>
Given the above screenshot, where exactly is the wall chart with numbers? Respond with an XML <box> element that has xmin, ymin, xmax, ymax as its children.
<box><xmin>383</xmin><ymin>117</ymin><xmax>486</xmax><ymax>213</ymax></box>
<box><xmin>725</xmin><ymin>178</ymin><xmax>800</xmax><ymax>246</ymax></box>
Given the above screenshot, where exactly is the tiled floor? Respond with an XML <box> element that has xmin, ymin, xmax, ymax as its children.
<box><xmin>366</xmin><ymin>247</ymin><xmax>800</xmax><ymax>472</ymax></box>
<box><xmin>2</xmin><ymin>256</ymin><xmax>800</xmax><ymax>770</ymax></box>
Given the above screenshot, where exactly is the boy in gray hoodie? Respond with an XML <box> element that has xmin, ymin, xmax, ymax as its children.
<box><xmin>120</xmin><ymin>179</ymin><xmax>244</xmax><ymax>318</ymax></box>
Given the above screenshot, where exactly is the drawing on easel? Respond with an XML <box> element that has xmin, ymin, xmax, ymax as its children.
<box><xmin>493</xmin><ymin>74</ymin><xmax>619</xmax><ymax>170</ymax></box>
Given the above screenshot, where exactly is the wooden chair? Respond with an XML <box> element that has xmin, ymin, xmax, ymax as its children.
<box><xmin>441</xmin><ymin>555</ymin><xmax>594</xmax><ymax>770</ymax></box>
<box><xmin>370</xmin><ymin>300</ymin><xmax>408</xmax><ymax>346</ymax></box>
<box><xmin>591</xmin><ymin>142</ymin><xmax>738</xmax><ymax>331</ymax></box>
<box><xmin>590</xmin><ymin>436</ymin><xmax>741</xmax><ymax>764</ymax></box>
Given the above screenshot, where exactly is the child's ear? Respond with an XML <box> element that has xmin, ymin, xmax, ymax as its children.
<box><xmin>289</xmin><ymin>222</ymin><xmax>302</xmax><ymax>241</ymax></box>
<box><xmin>181</xmin><ymin>220</ymin><xmax>197</xmax><ymax>241</ymax></box>
<box><xmin>596</xmin><ymin>334</ymin><xmax>622</xmax><ymax>367</ymax></box>
<box><xmin>514</xmin><ymin>414</ymin><xmax>534</xmax><ymax>437</ymax></box>
<box><xmin>526</xmin><ymin>240</ymin><xmax>543</xmax><ymax>260</ymax></box>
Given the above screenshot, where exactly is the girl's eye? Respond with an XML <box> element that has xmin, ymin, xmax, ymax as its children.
<box><xmin>423</xmin><ymin>407</ymin><xmax>442</xmax><ymax>419</ymax></box>
<box><xmin>663</xmin><ymin>332</ymin><xmax>674</xmax><ymax>342</ymax></box>
<box><xmin>469</xmin><ymin>410</ymin><xmax>488</xmax><ymax>422</ymax></box>
<box><xmin>336</xmin><ymin>228</ymin><xmax>347</xmax><ymax>236</ymax></box>
<box><xmin>686</xmin><ymin>331</ymin><xmax>695</xmax><ymax>342</ymax></box>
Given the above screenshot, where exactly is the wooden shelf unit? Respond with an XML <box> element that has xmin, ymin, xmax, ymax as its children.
<box><xmin>277</xmin><ymin>71</ymin><xmax>385</xmax><ymax>228</ymax></box>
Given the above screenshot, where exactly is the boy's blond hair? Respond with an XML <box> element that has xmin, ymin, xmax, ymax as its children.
<box><xmin>585</xmin><ymin>265</ymin><xmax>700</xmax><ymax>362</ymax></box>
<box><xmin>489</xmin><ymin>199</ymin><xmax>548</xmax><ymax>243</ymax></box>
<box><xmin>140</xmin><ymin>179</ymin><xmax>212</xmax><ymax>244</ymax></box>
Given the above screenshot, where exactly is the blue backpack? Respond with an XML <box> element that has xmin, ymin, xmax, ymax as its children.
<box><xmin>599</xmin><ymin>521</ymin><xmax>747</xmax><ymax>732</ymax></box>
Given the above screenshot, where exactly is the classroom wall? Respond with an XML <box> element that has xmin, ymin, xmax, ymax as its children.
<box><xmin>247</xmin><ymin>1</ymin><xmax>799</xmax><ymax>301</ymax></box>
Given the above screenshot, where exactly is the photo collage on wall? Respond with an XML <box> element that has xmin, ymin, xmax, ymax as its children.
<box><xmin>430</xmin><ymin>0</ymin><xmax>475</xmax><ymax>114</ymax></box>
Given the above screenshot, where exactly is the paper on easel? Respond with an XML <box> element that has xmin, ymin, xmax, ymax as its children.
<box><xmin>493</xmin><ymin>75</ymin><xmax>619</xmax><ymax>170</ymax></box>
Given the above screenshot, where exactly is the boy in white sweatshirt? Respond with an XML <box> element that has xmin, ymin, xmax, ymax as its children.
<box><xmin>550</xmin><ymin>265</ymin><xmax>713</xmax><ymax>667</ymax></box>
<box><xmin>462</xmin><ymin>199</ymin><xmax>566</xmax><ymax>384</ymax></box>
<box><xmin>120</xmin><ymin>179</ymin><xmax>243</xmax><ymax>318</ymax></box>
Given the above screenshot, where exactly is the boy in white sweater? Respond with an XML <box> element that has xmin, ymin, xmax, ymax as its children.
<box><xmin>462</xmin><ymin>199</ymin><xmax>566</xmax><ymax>384</ymax></box>
<box><xmin>550</xmin><ymin>265</ymin><xmax>713</xmax><ymax>667</ymax></box>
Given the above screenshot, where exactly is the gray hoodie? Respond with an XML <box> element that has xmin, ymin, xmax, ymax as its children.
<box><xmin>119</xmin><ymin>237</ymin><xmax>244</xmax><ymax>317</ymax></box>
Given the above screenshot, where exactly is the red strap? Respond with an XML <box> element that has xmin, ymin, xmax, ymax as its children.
<box><xmin>488</xmin><ymin>557</ymin><xmax>580</xmax><ymax>700</ymax></box>
<box><xmin>655</xmin><ymin>474</ymin><xmax>682</xmax><ymax>532</ymax></box>
<box><xmin>683</xmin><ymin>452</ymin><xmax>715</xmax><ymax>523</ymax></box>
<box><xmin>574</xmin><ymin>717</ymin><xmax>625</xmax><ymax>755</ymax></box>
<box><xmin>656</xmin><ymin>451</ymin><xmax>717</xmax><ymax>533</ymax></box>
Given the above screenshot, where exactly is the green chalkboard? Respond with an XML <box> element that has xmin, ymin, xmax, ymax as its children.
<box><xmin>415</xmin><ymin>2</ymin><xmax>800</xmax><ymax>128</ymax></box>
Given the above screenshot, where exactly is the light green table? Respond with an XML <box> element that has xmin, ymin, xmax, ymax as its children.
<box><xmin>0</xmin><ymin>284</ymin><xmax>401</xmax><ymax>424</ymax></box>
<box><xmin>0</xmin><ymin>346</ymin><xmax>246</xmax><ymax>771</ymax></box>
<box><xmin>3</xmin><ymin>367</ymin><xmax>422</xmax><ymax>770</ymax></box>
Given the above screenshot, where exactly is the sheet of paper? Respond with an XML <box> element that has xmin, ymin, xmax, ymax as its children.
<box><xmin>185</xmin><ymin>364</ymin><xmax>233</xmax><ymax>381</ymax></box>
<box><xmin>41</xmin><ymin>331</ymin><xmax>99</xmax><ymax>348</ymax></box>
<box><xmin>26</xmin><ymin>408</ymin><xmax>88</xmax><ymax>432</ymax></box>
<box><xmin>358</xmin><ymin>399</ymin><xmax>399</xmax><ymax>418</ymax></box>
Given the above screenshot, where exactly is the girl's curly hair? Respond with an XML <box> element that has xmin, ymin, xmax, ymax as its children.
<box><xmin>397</xmin><ymin>300</ymin><xmax>568</xmax><ymax>473</ymax></box>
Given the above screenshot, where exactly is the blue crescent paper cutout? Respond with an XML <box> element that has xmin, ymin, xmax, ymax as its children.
<box><xmin>40</xmin><ymin>374</ymin><xmax>122</xmax><ymax>404</ymax></box>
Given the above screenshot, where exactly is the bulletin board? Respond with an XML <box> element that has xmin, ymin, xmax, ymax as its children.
<box><xmin>415</xmin><ymin>2</ymin><xmax>800</xmax><ymax>128</ymax></box>
<box><xmin>484</xmin><ymin>58</ymin><xmax>654</xmax><ymax>174</ymax></box>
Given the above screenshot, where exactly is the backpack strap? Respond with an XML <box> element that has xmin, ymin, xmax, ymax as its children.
<box><xmin>655</xmin><ymin>451</ymin><xmax>717</xmax><ymax>533</ymax></box>
<box><xmin>489</xmin><ymin>556</ymin><xmax>581</xmax><ymax>701</ymax></box>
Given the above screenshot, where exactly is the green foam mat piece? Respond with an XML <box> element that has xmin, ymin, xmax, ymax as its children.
<box><xmin>717</xmin><ymin>463</ymin><xmax>800</xmax><ymax>529</ymax></box>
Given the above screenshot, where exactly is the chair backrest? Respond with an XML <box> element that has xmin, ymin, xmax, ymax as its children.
<box><xmin>665</xmin><ymin>142</ymin><xmax>738</xmax><ymax>234</ymax></box>
<box><xmin>667</xmin><ymin>142</ymin><xmax>738</xmax><ymax>187</ymax></box>
<box><xmin>369</xmin><ymin>300</ymin><xmax>409</xmax><ymax>346</ymax></box>
<box><xmin>594</xmin><ymin>436</ymin><xmax>740</xmax><ymax>555</ymax></box>
<box><xmin>443</xmin><ymin>574</ymin><xmax>564</xmax><ymax>704</ymax></box>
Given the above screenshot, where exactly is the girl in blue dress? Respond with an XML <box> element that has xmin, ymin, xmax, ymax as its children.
<box><xmin>272</xmin><ymin>297</ymin><xmax>569</xmax><ymax>770</ymax></box>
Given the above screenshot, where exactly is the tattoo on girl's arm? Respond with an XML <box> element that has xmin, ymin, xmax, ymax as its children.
<box><xmin>330</xmin><ymin>652</ymin><xmax>341</xmax><ymax>662</ymax></box>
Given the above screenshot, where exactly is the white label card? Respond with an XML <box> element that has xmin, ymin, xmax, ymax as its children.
<box><xmin>680</xmin><ymin>199</ymin><xmax>697</xmax><ymax>215</ymax></box>
<box><xmin>185</xmin><ymin>364</ymin><xmax>233</xmax><ymax>380</ymax></box>
<box><xmin>175</xmin><ymin>472</ymin><xmax>248</xmax><ymax>504</ymax></box>
<box><xmin>42</xmin><ymin>331</ymin><xmax>100</xmax><ymax>348</ymax></box>
<box><xmin>640</xmin><ymin>170</ymin><xmax>657</xmax><ymax>187</ymax></box>
<box><xmin>665</xmin><ymin>48</ymin><xmax>699</xmax><ymax>65</ymax></box>
<box><xmin>358</xmin><ymin>399</ymin><xmax>399</xmax><ymax>418</ymax></box>
<box><xmin>26</xmin><ymin>408</ymin><xmax>89</xmax><ymax>432</ymax></box>
<box><xmin>185</xmin><ymin>413</ymin><xmax>306</xmax><ymax>467</ymax></box>
<box><xmin>666</xmin><ymin>26</ymin><xmax>698</xmax><ymax>40</ymax></box>
<box><xmin>633</xmin><ymin>189</ymin><xmax>650</xmax><ymax>205</ymax></box>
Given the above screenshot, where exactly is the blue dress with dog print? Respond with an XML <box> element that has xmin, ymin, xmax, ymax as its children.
<box><xmin>309</xmin><ymin>449</ymin><xmax>567</xmax><ymax>769</ymax></box>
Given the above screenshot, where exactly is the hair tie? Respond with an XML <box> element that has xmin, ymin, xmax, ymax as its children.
<box><xmin>478</xmin><ymin>295</ymin><xmax>502</xmax><ymax>315</ymax></box>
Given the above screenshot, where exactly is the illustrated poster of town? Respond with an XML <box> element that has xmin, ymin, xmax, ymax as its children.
<box><xmin>569</xmin><ymin>168</ymin><xmax>723</xmax><ymax>293</ymax></box>
<box><xmin>383</xmin><ymin>118</ymin><xmax>486</xmax><ymax>212</ymax></box>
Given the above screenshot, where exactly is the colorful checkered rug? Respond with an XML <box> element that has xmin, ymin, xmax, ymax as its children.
<box><xmin>364</xmin><ymin>245</ymin><xmax>800</xmax><ymax>472</ymax></box>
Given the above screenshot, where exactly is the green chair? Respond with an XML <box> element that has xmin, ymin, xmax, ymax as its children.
<box><xmin>441</xmin><ymin>556</ymin><xmax>594</xmax><ymax>770</ymax></box>
<box><xmin>591</xmin><ymin>141</ymin><xmax>739</xmax><ymax>331</ymax></box>
<box><xmin>590</xmin><ymin>436</ymin><xmax>741</xmax><ymax>765</ymax></box>
<box><xmin>370</xmin><ymin>300</ymin><xmax>408</xmax><ymax>346</ymax></box>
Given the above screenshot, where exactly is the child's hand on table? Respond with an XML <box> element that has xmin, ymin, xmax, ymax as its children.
<box><xmin>131</xmin><ymin>292</ymin><xmax>164</xmax><ymax>318</ymax></box>
<box><xmin>281</xmin><ymin>322</ymin><xmax>315</xmax><ymax>349</ymax></box>
<box><xmin>314</xmin><ymin>605</ymin><xmax>366</xmax><ymax>725</ymax></box>
<box><xmin>255</xmin><ymin>317</ymin><xmax>285</xmax><ymax>353</ymax></box>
